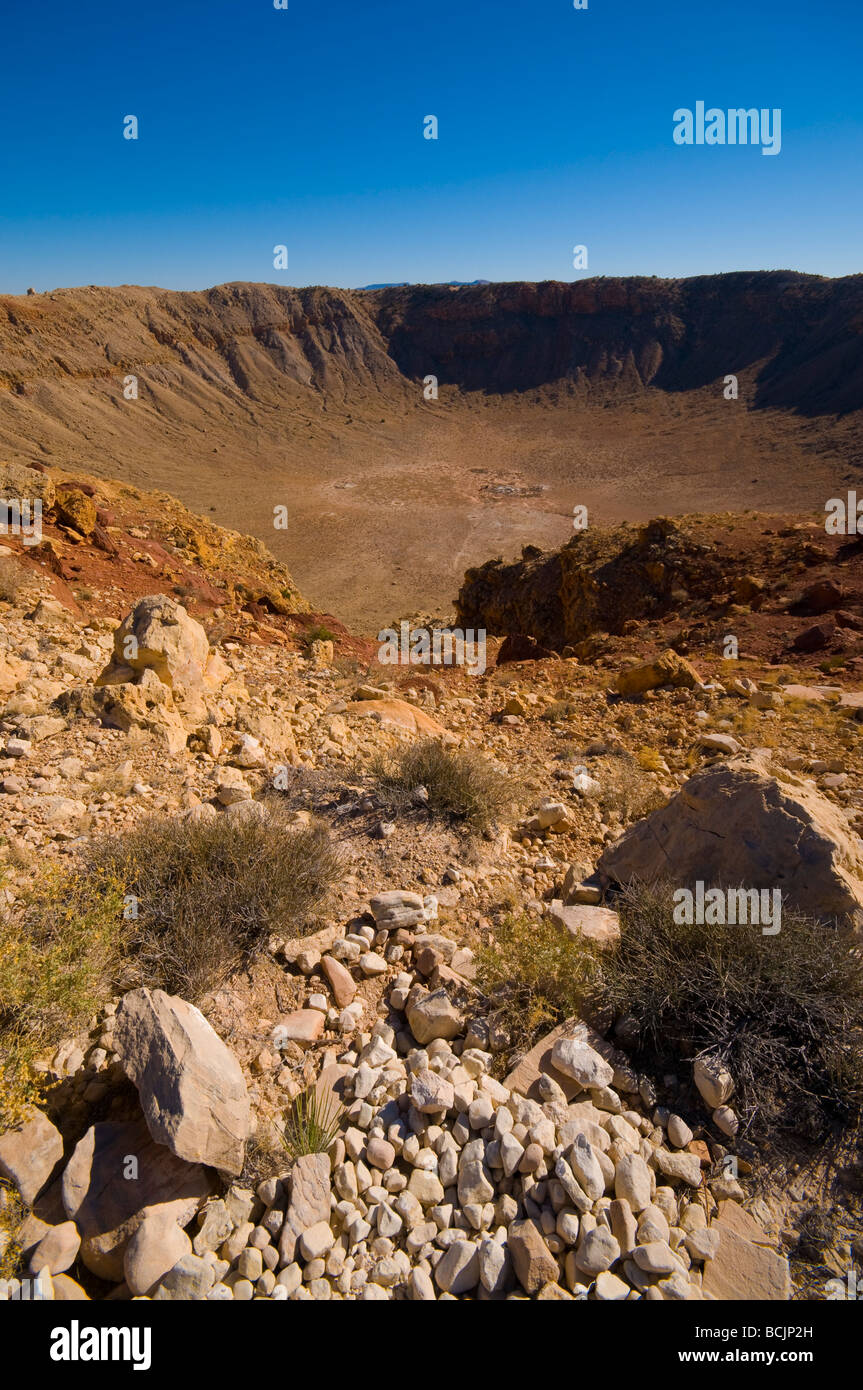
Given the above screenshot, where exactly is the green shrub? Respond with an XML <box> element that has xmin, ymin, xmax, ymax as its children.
<box><xmin>281</xmin><ymin>1088</ymin><xmax>343</xmax><ymax>1160</ymax></box>
<box><xmin>475</xmin><ymin>912</ymin><xmax>603</xmax><ymax>1060</ymax></box>
<box><xmin>0</xmin><ymin>864</ymin><xmax>125</xmax><ymax>1126</ymax></box>
<box><xmin>300</xmin><ymin>624</ymin><xmax>336</xmax><ymax>654</ymax></box>
<box><xmin>477</xmin><ymin>884</ymin><xmax>863</xmax><ymax>1144</ymax></box>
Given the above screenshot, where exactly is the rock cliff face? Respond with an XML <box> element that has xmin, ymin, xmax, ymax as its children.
<box><xmin>2</xmin><ymin>273</ymin><xmax>860</xmax><ymax>629</ymax></box>
<box><xmin>371</xmin><ymin>272</ymin><xmax>863</xmax><ymax>413</ymax></box>
<box><xmin>455</xmin><ymin>518</ymin><xmax>730</xmax><ymax>651</ymax></box>
<box><xmin>2</xmin><ymin>271</ymin><xmax>861</xmax><ymax>416</ymax></box>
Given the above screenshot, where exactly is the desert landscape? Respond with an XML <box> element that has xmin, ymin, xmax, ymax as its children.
<box><xmin>1</xmin><ymin>0</ymin><xmax>862</xmax><ymax>1347</ymax></box>
<box><xmin>0</xmin><ymin>270</ymin><xmax>862</xmax><ymax>1314</ymax></box>
<box><xmin>2</xmin><ymin>274</ymin><xmax>860</xmax><ymax>625</ymax></box>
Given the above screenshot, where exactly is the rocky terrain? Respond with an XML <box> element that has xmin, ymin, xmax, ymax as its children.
<box><xmin>1</xmin><ymin>457</ymin><xmax>862</xmax><ymax>1303</ymax></box>
<box><xmin>1</xmin><ymin>275</ymin><xmax>861</xmax><ymax>624</ymax></box>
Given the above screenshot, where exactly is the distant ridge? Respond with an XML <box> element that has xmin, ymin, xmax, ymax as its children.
<box><xmin>2</xmin><ymin>272</ymin><xmax>862</xmax><ymax>426</ymax></box>
<box><xmin>356</xmin><ymin>280</ymin><xmax>492</xmax><ymax>290</ymax></box>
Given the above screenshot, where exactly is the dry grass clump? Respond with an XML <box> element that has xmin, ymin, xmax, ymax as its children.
<box><xmin>0</xmin><ymin>1184</ymin><xmax>26</xmax><ymax>1280</ymax></box>
<box><xmin>87</xmin><ymin>807</ymin><xmax>343</xmax><ymax>999</ymax></box>
<box><xmin>592</xmin><ymin>750</ymin><xmax>666</xmax><ymax>825</ymax></box>
<box><xmin>368</xmin><ymin>739</ymin><xmax>518</xmax><ymax>834</ymax></box>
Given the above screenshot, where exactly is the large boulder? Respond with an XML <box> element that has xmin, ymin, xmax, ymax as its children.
<box><xmin>91</xmin><ymin>670</ymin><xmax>188</xmax><ymax>753</ymax></box>
<box><xmin>600</xmin><ymin>751</ymin><xmax>863</xmax><ymax>925</ymax></box>
<box><xmin>96</xmin><ymin>594</ymin><xmax>227</xmax><ymax>699</ymax></box>
<box><xmin>0</xmin><ymin>1106</ymin><xmax>63</xmax><ymax>1205</ymax></box>
<box><xmin>0</xmin><ymin>652</ymin><xmax>28</xmax><ymax>698</ymax></box>
<box><xmin>123</xmin><ymin>1208</ymin><xmax>193</xmax><ymax>1296</ymax></box>
<box><xmin>348</xmin><ymin>698</ymin><xmax>446</xmax><ymax>738</ymax></box>
<box><xmin>616</xmin><ymin>648</ymin><xmax>703</xmax><ymax>696</ymax></box>
<box><xmin>54</xmin><ymin>487</ymin><xmax>97</xmax><ymax>536</ymax></box>
<box><xmin>61</xmin><ymin>1118</ymin><xmax>212</xmax><ymax>1280</ymax></box>
<box><xmin>702</xmin><ymin>1203</ymin><xmax>791</xmax><ymax>1300</ymax></box>
<box><xmin>503</xmin><ymin>1019</ymin><xmax>634</xmax><ymax>1104</ymax></box>
<box><xmin>278</xmin><ymin>1152</ymin><xmax>332</xmax><ymax>1265</ymax></box>
<box><xmin>113</xmin><ymin>988</ymin><xmax>250</xmax><ymax>1175</ymax></box>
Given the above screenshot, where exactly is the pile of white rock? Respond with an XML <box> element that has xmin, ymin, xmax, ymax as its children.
<box><xmin>170</xmin><ymin>1015</ymin><xmax>739</xmax><ymax>1301</ymax></box>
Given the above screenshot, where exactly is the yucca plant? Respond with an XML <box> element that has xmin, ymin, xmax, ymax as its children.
<box><xmin>281</xmin><ymin>1088</ymin><xmax>343</xmax><ymax>1159</ymax></box>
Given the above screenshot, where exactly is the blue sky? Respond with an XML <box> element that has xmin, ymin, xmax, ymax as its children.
<box><xmin>0</xmin><ymin>0</ymin><xmax>860</xmax><ymax>292</ymax></box>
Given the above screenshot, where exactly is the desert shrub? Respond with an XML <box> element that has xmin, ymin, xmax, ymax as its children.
<box><xmin>0</xmin><ymin>555</ymin><xmax>25</xmax><ymax>604</ymax></box>
<box><xmin>594</xmin><ymin>881</ymin><xmax>863</xmax><ymax>1142</ymax></box>
<box><xmin>0</xmin><ymin>1184</ymin><xmax>25</xmax><ymax>1279</ymax></box>
<box><xmin>475</xmin><ymin>912</ymin><xmax>604</xmax><ymax>1060</ymax></box>
<box><xmin>540</xmin><ymin>700</ymin><xmax>578</xmax><ymax>723</ymax></box>
<box><xmin>300</xmin><ymin>624</ymin><xmax>336</xmax><ymax>654</ymax></box>
<box><xmin>634</xmin><ymin>746</ymin><xmax>666</xmax><ymax>773</ymax></box>
<box><xmin>477</xmin><ymin>885</ymin><xmax>863</xmax><ymax>1143</ymax></box>
<box><xmin>86</xmin><ymin>807</ymin><xmax>343</xmax><ymax>999</ymax></box>
<box><xmin>368</xmin><ymin>738</ymin><xmax>518</xmax><ymax>833</ymax></box>
<box><xmin>0</xmin><ymin>864</ymin><xmax>125</xmax><ymax>1126</ymax></box>
<box><xmin>281</xmin><ymin>1088</ymin><xmax>343</xmax><ymax>1160</ymax></box>
<box><xmin>592</xmin><ymin>750</ymin><xmax>666</xmax><ymax>824</ymax></box>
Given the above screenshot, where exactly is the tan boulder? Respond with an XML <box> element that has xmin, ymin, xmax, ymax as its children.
<box><xmin>406</xmin><ymin>988</ymin><xmax>463</xmax><ymax>1045</ymax></box>
<box><xmin>92</xmin><ymin>670</ymin><xmax>188</xmax><ymax>753</ymax></box>
<box><xmin>273</xmin><ymin>1009</ymin><xmax>325</xmax><ymax>1046</ymax></box>
<box><xmin>616</xmin><ymin>648</ymin><xmax>703</xmax><ymax>695</ymax></box>
<box><xmin>309</xmin><ymin>639</ymin><xmax>334</xmax><ymax>668</ymax></box>
<box><xmin>51</xmin><ymin>1274</ymin><xmax>90</xmax><ymax>1300</ymax></box>
<box><xmin>0</xmin><ymin>1106</ymin><xmax>63</xmax><ymax>1205</ymax></box>
<box><xmin>278</xmin><ymin>1152</ymin><xmax>332</xmax><ymax>1265</ymax></box>
<box><xmin>703</xmin><ymin>1212</ymin><xmax>791</xmax><ymax>1300</ymax></box>
<box><xmin>321</xmin><ymin>955</ymin><xmax>357</xmax><ymax>1008</ymax></box>
<box><xmin>113</xmin><ymin>988</ymin><xmax>250</xmax><ymax>1175</ymax></box>
<box><xmin>504</xmin><ymin>1018</ymin><xmax>631</xmax><ymax>1104</ymax></box>
<box><xmin>0</xmin><ymin>652</ymin><xmax>28</xmax><ymax>697</ymax></box>
<box><xmin>547</xmin><ymin>900</ymin><xmax>620</xmax><ymax>947</ymax></box>
<box><xmin>508</xmin><ymin>1218</ymin><xmax>560</xmax><ymax>1293</ymax></box>
<box><xmin>62</xmin><ymin>1118</ymin><xmax>212</xmax><ymax>1280</ymax></box>
<box><xmin>97</xmin><ymin>594</ymin><xmax>225</xmax><ymax>699</ymax></box>
<box><xmin>28</xmin><ymin>1221</ymin><xmax>81</xmax><ymax>1276</ymax></box>
<box><xmin>348</xmin><ymin>698</ymin><xmax>446</xmax><ymax>738</ymax></box>
<box><xmin>54</xmin><ymin>488</ymin><xmax>97</xmax><ymax>536</ymax></box>
<box><xmin>237</xmin><ymin>708</ymin><xmax>297</xmax><ymax>762</ymax></box>
<box><xmin>124</xmin><ymin>1207</ymin><xmax>194</xmax><ymax>1296</ymax></box>
<box><xmin>600</xmin><ymin>751</ymin><xmax>863</xmax><ymax>925</ymax></box>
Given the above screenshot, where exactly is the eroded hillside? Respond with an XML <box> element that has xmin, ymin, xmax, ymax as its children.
<box><xmin>1</xmin><ymin>276</ymin><xmax>861</xmax><ymax>626</ymax></box>
<box><xmin>1</xmin><ymin>460</ymin><xmax>862</xmax><ymax>1304</ymax></box>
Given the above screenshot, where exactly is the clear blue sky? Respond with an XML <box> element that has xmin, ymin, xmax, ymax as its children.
<box><xmin>1</xmin><ymin>0</ymin><xmax>860</xmax><ymax>293</ymax></box>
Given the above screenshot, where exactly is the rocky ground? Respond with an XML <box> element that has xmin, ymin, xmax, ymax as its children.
<box><xmin>0</xmin><ymin>460</ymin><xmax>861</xmax><ymax>1302</ymax></box>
